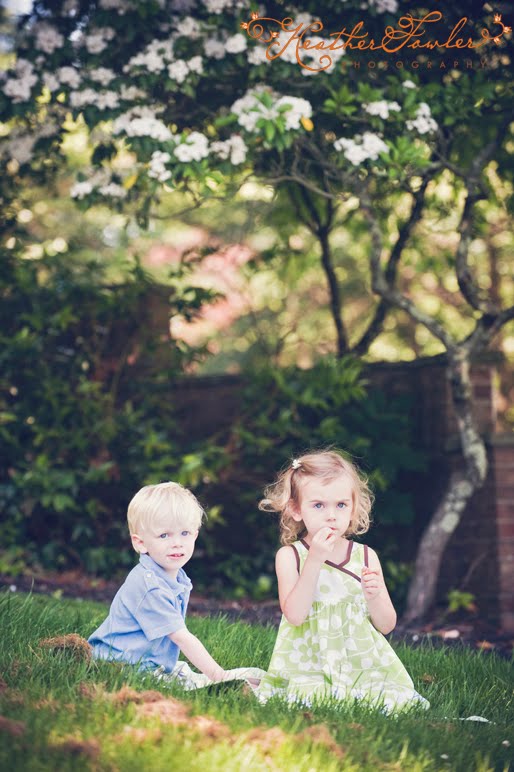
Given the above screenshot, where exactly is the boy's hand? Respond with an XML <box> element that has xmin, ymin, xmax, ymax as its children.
<box><xmin>209</xmin><ymin>666</ymin><xmax>228</xmax><ymax>683</ymax></box>
<box><xmin>361</xmin><ymin>567</ymin><xmax>385</xmax><ymax>601</ymax></box>
<box><xmin>309</xmin><ymin>527</ymin><xmax>338</xmax><ymax>562</ymax></box>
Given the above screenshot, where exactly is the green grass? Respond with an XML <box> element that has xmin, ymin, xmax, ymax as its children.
<box><xmin>0</xmin><ymin>591</ymin><xmax>513</xmax><ymax>771</ymax></box>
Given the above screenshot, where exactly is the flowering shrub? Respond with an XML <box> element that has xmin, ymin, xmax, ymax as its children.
<box><xmin>4</xmin><ymin>0</ymin><xmax>496</xmax><ymax>213</ymax></box>
<box><xmin>1</xmin><ymin>1</ymin><xmax>507</xmax><ymax>234</ymax></box>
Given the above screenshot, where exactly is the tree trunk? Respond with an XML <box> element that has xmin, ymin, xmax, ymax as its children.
<box><xmin>402</xmin><ymin>350</ymin><xmax>488</xmax><ymax>624</ymax></box>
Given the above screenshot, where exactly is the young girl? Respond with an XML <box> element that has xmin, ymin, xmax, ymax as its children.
<box><xmin>254</xmin><ymin>450</ymin><xmax>429</xmax><ymax>712</ymax></box>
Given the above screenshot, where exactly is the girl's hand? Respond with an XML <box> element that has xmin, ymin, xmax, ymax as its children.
<box><xmin>309</xmin><ymin>526</ymin><xmax>338</xmax><ymax>562</ymax></box>
<box><xmin>361</xmin><ymin>566</ymin><xmax>385</xmax><ymax>601</ymax></box>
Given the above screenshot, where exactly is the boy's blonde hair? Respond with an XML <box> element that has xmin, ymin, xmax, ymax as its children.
<box><xmin>127</xmin><ymin>482</ymin><xmax>204</xmax><ymax>546</ymax></box>
<box><xmin>259</xmin><ymin>450</ymin><xmax>373</xmax><ymax>545</ymax></box>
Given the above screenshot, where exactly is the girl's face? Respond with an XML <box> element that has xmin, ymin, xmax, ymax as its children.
<box><xmin>292</xmin><ymin>474</ymin><xmax>355</xmax><ymax>540</ymax></box>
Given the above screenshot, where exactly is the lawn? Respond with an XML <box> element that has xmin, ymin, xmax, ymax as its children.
<box><xmin>0</xmin><ymin>591</ymin><xmax>512</xmax><ymax>771</ymax></box>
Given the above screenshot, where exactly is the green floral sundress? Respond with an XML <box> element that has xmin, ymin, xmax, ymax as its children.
<box><xmin>255</xmin><ymin>539</ymin><xmax>429</xmax><ymax>712</ymax></box>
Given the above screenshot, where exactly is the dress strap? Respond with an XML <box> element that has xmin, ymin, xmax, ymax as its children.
<box><xmin>363</xmin><ymin>544</ymin><xmax>369</xmax><ymax>568</ymax></box>
<box><xmin>290</xmin><ymin>543</ymin><xmax>300</xmax><ymax>574</ymax></box>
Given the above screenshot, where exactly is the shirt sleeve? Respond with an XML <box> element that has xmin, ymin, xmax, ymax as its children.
<box><xmin>133</xmin><ymin>587</ymin><xmax>186</xmax><ymax>641</ymax></box>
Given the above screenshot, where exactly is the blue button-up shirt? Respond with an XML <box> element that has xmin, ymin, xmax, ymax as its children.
<box><xmin>88</xmin><ymin>554</ymin><xmax>192</xmax><ymax>672</ymax></box>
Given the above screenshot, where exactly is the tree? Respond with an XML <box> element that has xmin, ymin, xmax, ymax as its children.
<box><xmin>1</xmin><ymin>0</ymin><xmax>513</xmax><ymax>619</ymax></box>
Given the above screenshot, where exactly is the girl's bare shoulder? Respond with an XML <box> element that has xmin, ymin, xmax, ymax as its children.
<box><xmin>275</xmin><ymin>544</ymin><xmax>299</xmax><ymax>569</ymax></box>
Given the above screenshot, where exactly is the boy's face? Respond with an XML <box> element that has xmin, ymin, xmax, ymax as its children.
<box><xmin>132</xmin><ymin>522</ymin><xmax>198</xmax><ymax>579</ymax></box>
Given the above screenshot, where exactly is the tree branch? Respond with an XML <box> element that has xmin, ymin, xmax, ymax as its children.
<box><xmin>298</xmin><ymin>187</ymin><xmax>348</xmax><ymax>356</ymax></box>
<box><xmin>353</xmin><ymin>176</ymin><xmax>430</xmax><ymax>355</ymax></box>
<box><xmin>465</xmin><ymin>303</ymin><xmax>514</xmax><ymax>355</ymax></box>
<box><xmin>360</xmin><ymin>187</ymin><xmax>455</xmax><ymax>350</ymax></box>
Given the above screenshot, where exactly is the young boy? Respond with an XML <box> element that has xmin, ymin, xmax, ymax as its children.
<box><xmin>88</xmin><ymin>481</ymin><xmax>228</xmax><ymax>682</ymax></box>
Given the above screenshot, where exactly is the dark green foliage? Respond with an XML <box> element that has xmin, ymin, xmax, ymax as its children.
<box><xmin>0</xmin><ymin>252</ymin><xmax>211</xmax><ymax>576</ymax></box>
<box><xmin>0</xmin><ymin>254</ymin><xmax>425</xmax><ymax>608</ymax></box>
<box><xmin>186</xmin><ymin>361</ymin><xmax>426</xmax><ymax>606</ymax></box>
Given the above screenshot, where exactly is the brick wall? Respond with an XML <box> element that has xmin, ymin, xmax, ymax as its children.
<box><xmin>173</xmin><ymin>356</ymin><xmax>513</xmax><ymax>629</ymax></box>
<box><xmin>493</xmin><ymin>439</ymin><xmax>514</xmax><ymax>632</ymax></box>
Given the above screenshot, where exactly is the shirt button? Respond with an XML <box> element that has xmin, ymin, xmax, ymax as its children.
<box><xmin>146</xmin><ymin>572</ymin><xmax>152</xmax><ymax>577</ymax></box>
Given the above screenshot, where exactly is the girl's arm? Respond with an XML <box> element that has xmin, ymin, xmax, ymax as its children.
<box><xmin>277</xmin><ymin>527</ymin><xmax>338</xmax><ymax>626</ymax></box>
<box><xmin>169</xmin><ymin>627</ymin><xmax>226</xmax><ymax>681</ymax></box>
<box><xmin>361</xmin><ymin>548</ymin><xmax>397</xmax><ymax>635</ymax></box>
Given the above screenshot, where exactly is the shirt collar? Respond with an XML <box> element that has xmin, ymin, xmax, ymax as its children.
<box><xmin>139</xmin><ymin>553</ymin><xmax>192</xmax><ymax>593</ymax></box>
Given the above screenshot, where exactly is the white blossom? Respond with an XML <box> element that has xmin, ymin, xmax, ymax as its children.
<box><xmin>211</xmin><ymin>135</ymin><xmax>247</xmax><ymax>165</ymax></box>
<box><xmin>247</xmin><ymin>45</ymin><xmax>269</xmax><ymax>66</ymax></box>
<box><xmin>361</xmin><ymin>132</ymin><xmax>389</xmax><ymax>158</ymax></box>
<box><xmin>2</xmin><ymin>59</ymin><xmax>37</xmax><ymax>103</ymax></box>
<box><xmin>364</xmin><ymin>100</ymin><xmax>401</xmax><ymax>119</ymax></box>
<box><xmin>176</xmin><ymin>17</ymin><xmax>201</xmax><ymax>38</ymax></box>
<box><xmin>275</xmin><ymin>40</ymin><xmax>298</xmax><ymax>65</ymax></box>
<box><xmin>89</xmin><ymin>67</ymin><xmax>116</xmax><ymax>86</ymax></box>
<box><xmin>174</xmin><ymin>132</ymin><xmax>210</xmax><ymax>162</ymax></box>
<box><xmin>295</xmin><ymin>35</ymin><xmax>346</xmax><ymax>73</ymax></box>
<box><xmin>406</xmin><ymin>102</ymin><xmax>438</xmax><ymax>134</ymax></box>
<box><xmin>369</xmin><ymin>0</ymin><xmax>398</xmax><ymax>12</ymax></box>
<box><xmin>3</xmin><ymin>135</ymin><xmax>36</xmax><ymax>165</ymax></box>
<box><xmin>225</xmin><ymin>34</ymin><xmax>247</xmax><ymax>54</ymax></box>
<box><xmin>204</xmin><ymin>0</ymin><xmax>232</xmax><ymax>12</ymax></box>
<box><xmin>188</xmin><ymin>56</ymin><xmax>203</xmax><ymax>74</ymax></box>
<box><xmin>403</xmin><ymin>79</ymin><xmax>416</xmax><ymax>89</ymax></box>
<box><xmin>70</xmin><ymin>180</ymin><xmax>94</xmax><ymax>199</ymax></box>
<box><xmin>296</xmin><ymin>12</ymin><xmax>314</xmax><ymax>26</ymax></box>
<box><xmin>126</xmin><ymin>47</ymin><xmax>167</xmax><ymax>73</ymax></box>
<box><xmin>34</xmin><ymin>23</ymin><xmax>64</xmax><ymax>54</ymax></box>
<box><xmin>204</xmin><ymin>39</ymin><xmax>225</xmax><ymax>59</ymax></box>
<box><xmin>334</xmin><ymin>138</ymin><xmax>369</xmax><ymax>165</ymax></box>
<box><xmin>112</xmin><ymin>107</ymin><xmax>172</xmax><ymax>141</ymax></box>
<box><xmin>334</xmin><ymin>132</ymin><xmax>389</xmax><ymax>164</ymax></box>
<box><xmin>168</xmin><ymin>60</ymin><xmax>189</xmax><ymax>83</ymax></box>
<box><xmin>70</xmin><ymin>88</ymin><xmax>120</xmax><ymax>109</ymax></box>
<box><xmin>231</xmin><ymin>89</ymin><xmax>313</xmax><ymax>135</ymax></box>
<box><xmin>120</xmin><ymin>84</ymin><xmax>147</xmax><ymax>100</ymax></box>
<box><xmin>231</xmin><ymin>88</ymin><xmax>275</xmax><ymax>132</ymax></box>
<box><xmin>124</xmin><ymin>37</ymin><xmax>175</xmax><ymax>73</ymax></box>
<box><xmin>98</xmin><ymin>182</ymin><xmax>127</xmax><ymax>198</ymax></box>
<box><xmin>148</xmin><ymin>150</ymin><xmax>172</xmax><ymax>181</ymax></box>
<box><xmin>95</xmin><ymin>91</ymin><xmax>120</xmax><ymax>109</ymax></box>
<box><xmin>70</xmin><ymin>88</ymin><xmax>98</xmax><ymax>107</ymax></box>
<box><xmin>85</xmin><ymin>27</ymin><xmax>116</xmax><ymax>54</ymax></box>
<box><xmin>58</xmin><ymin>66</ymin><xmax>81</xmax><ymax>88</ymax></box>
<box><xmin>276</xmin><ymin>96</ymin><xmax>312</xmax><ymax>130</ymax></box>
<box><xmin>43</xmin><ymin>72</ymin><xmax>61</xmax><ymax>92</ymax></box>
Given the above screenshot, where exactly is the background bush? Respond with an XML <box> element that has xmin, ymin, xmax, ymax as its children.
<box><xmin>182</xmin><ymin>361</ymin><xmax>426</xmax><ymax>606</ymax></box>
<box><xmin>0</xmin><ymin>252</ymin><xmax>211</xmax><ymax>575</ymax></box>
<box><xmin>0</xmin><ymin>253</ymin><xmax>426</xmax><ymax>610</ymax></box>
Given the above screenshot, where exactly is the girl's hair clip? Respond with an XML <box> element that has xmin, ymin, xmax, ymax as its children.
<box><xmin>291</xmin><ymin>458</ymin><xmax>301</xmax><ymax>470</ymax></box>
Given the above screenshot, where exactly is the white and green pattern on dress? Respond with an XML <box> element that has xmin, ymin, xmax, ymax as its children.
<box><xmin>255</xmin><ymin>540</ymin><xmax>429</xmax><ymax>712</ymax></box>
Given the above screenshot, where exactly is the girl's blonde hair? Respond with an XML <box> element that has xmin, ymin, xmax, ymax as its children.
<box><xmin>127</xmin><ymin>481</ymin><xmax>204</xmax><ymax>546</ymax></box>
<box><xmin>259</xmin><ymin>450</ymin><xmax>373</xmax><ymax>545</ymax></box>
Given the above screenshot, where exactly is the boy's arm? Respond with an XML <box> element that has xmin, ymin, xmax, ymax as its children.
<box><xmin>361</xmin><ymin>548</ymin><xmax>397</xmax><ymax>635</ymax></box>
<box><xmin>169</xmin><ymin>627</ymin><xmax>226</xmax><ymax>681</ymax></box>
